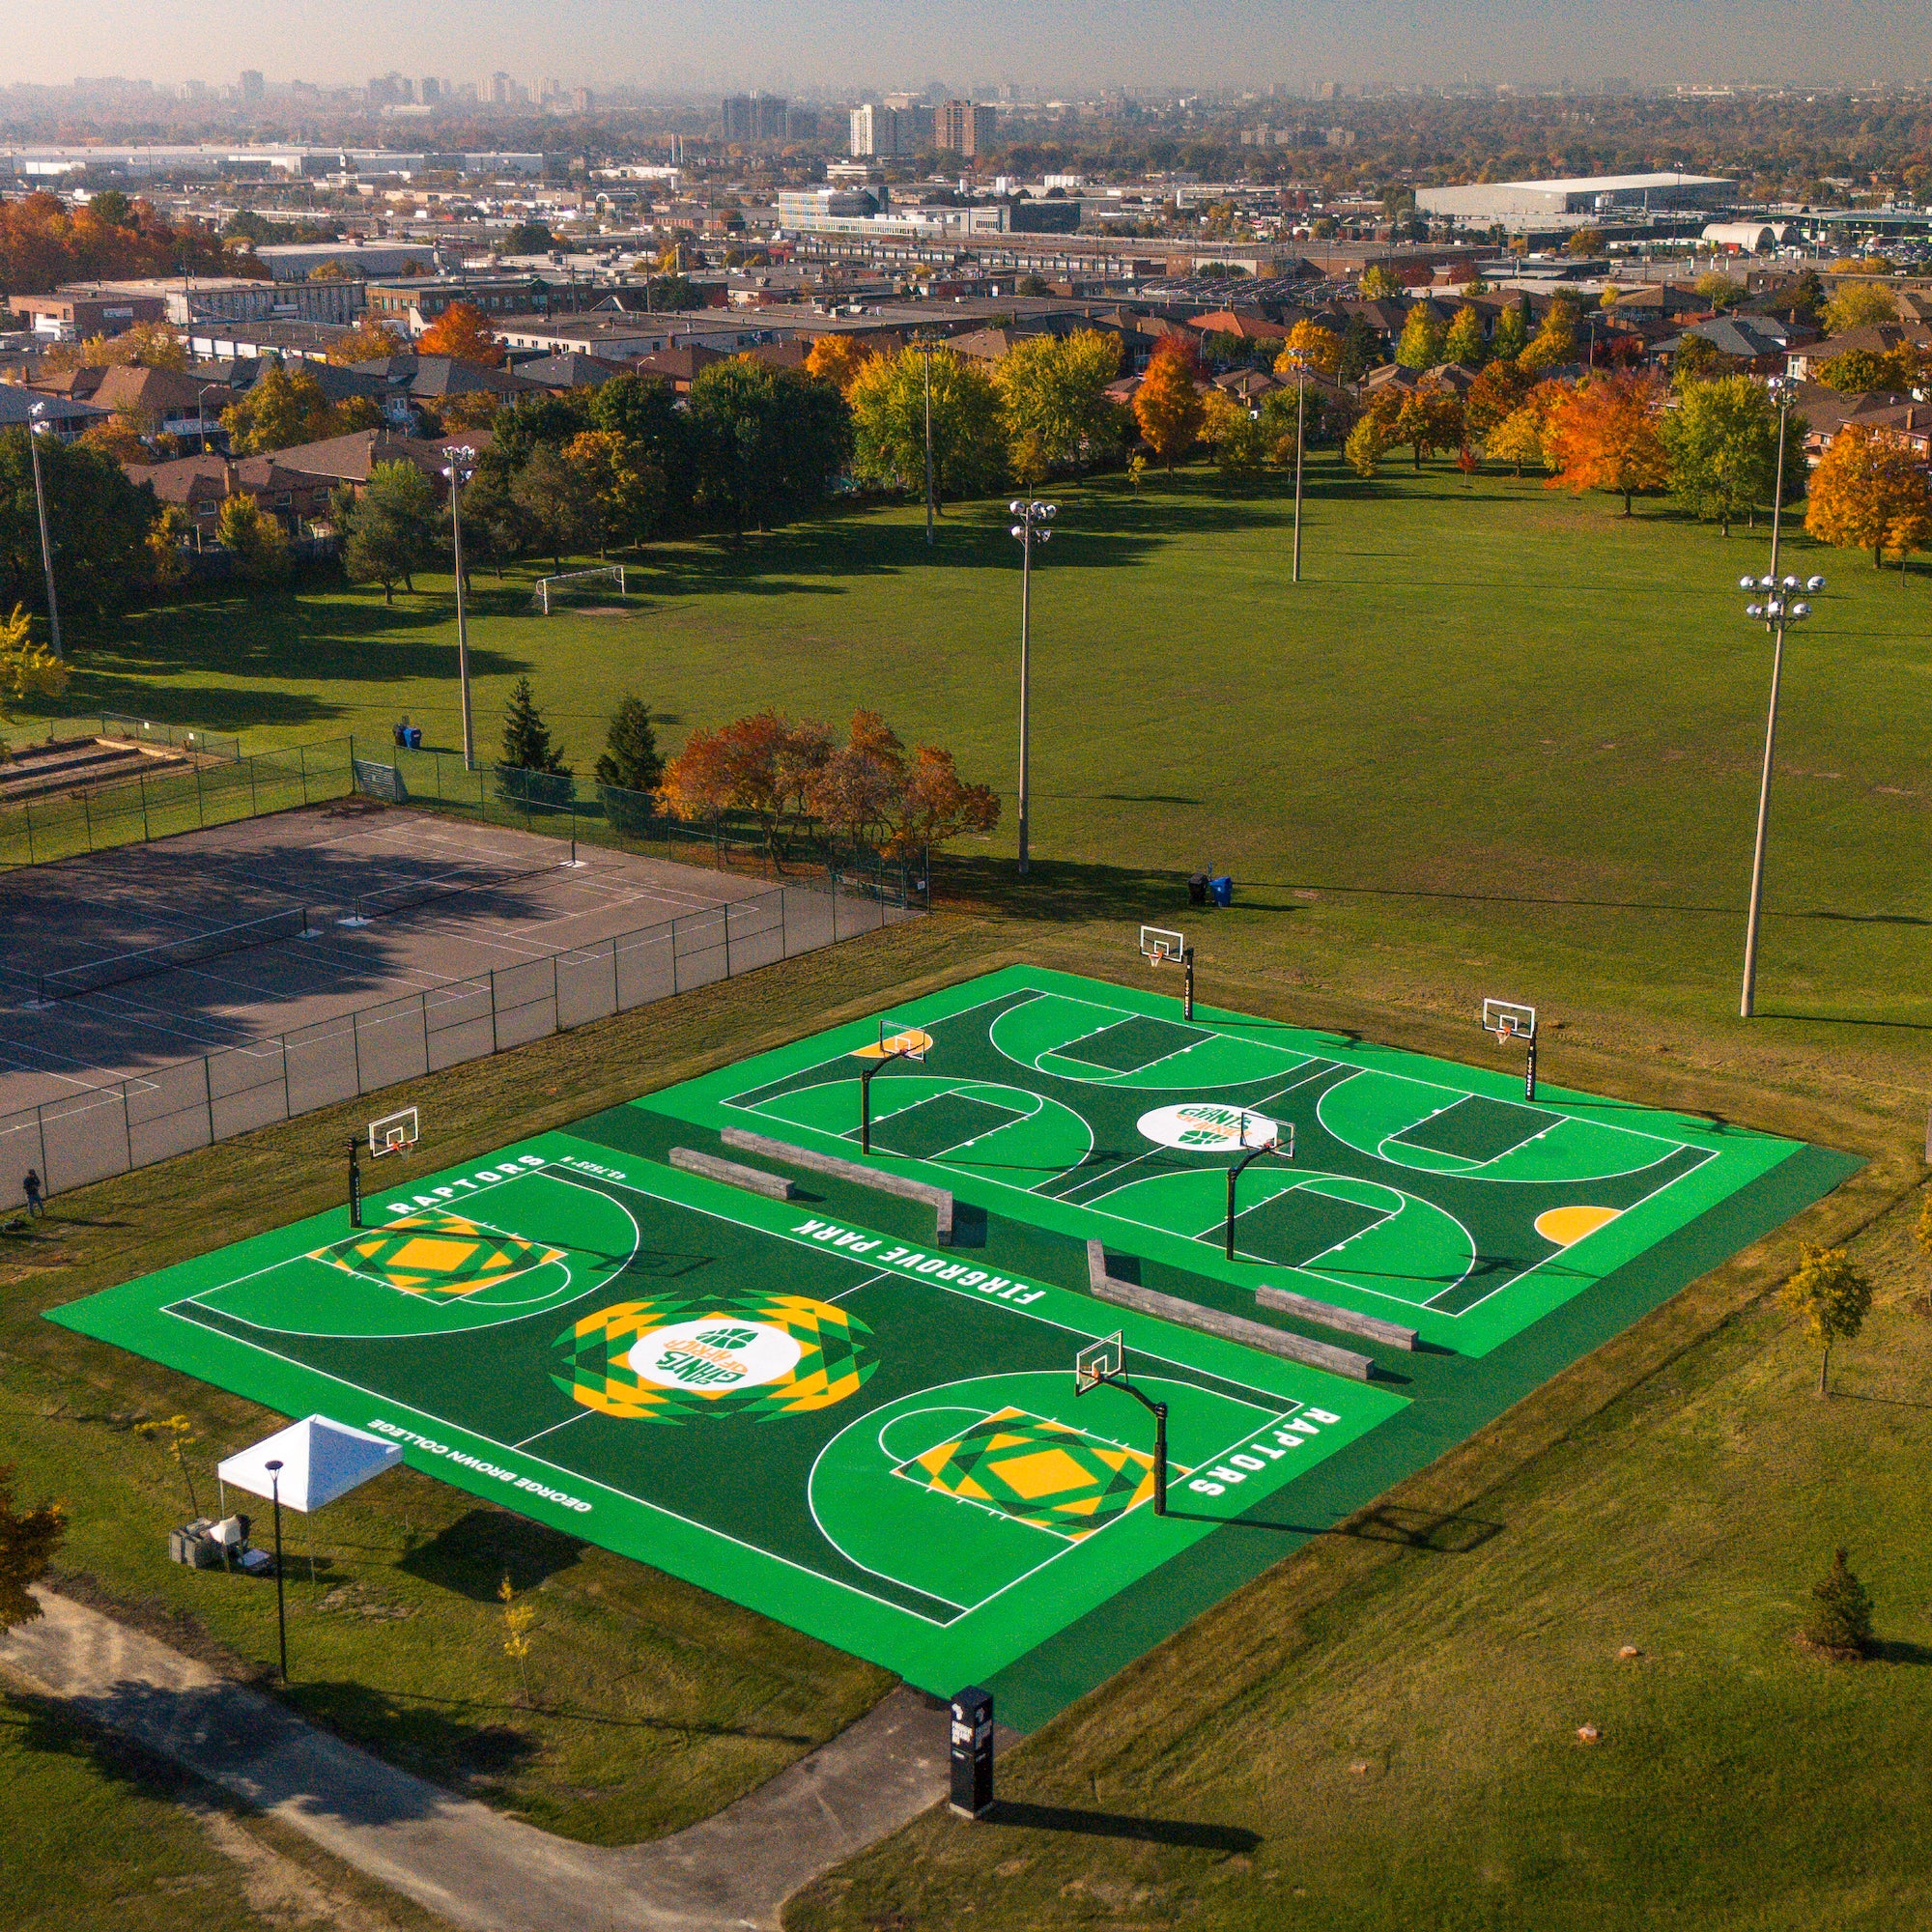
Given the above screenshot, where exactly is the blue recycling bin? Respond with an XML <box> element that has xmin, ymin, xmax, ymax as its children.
<box><xmin>408</xmin><ymin>726</ymin><xmax>423</xmax><ymax>750</ymax></box>
<box><xmin>1209</xmin><ymin>874</ymin><xmax>1234</xmax><ymax>908</ymax></box>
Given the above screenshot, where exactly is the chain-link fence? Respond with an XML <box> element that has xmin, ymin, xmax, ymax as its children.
<box><xmin>0</xmin><ymin>736</ymin><xmax>354</xmax><ymax>870</ymax></box>
<box><xmin>0</xmin><ymin>879</ymin><xmax>913</xmax><ymax>1211</ymax></box>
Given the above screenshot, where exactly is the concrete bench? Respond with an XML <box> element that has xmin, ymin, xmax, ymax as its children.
<box><xmin>1085</xmin><ymin>1239</ymin><xmax>1373</xmax><ymax>1381</ymax></box>
<box><xmin>669</xmin><ymin>1147</ymin><xmax>797</xmax><ymax>1202</ymax></box>
<box><xmin>1255</xmin><ymin>1283</ymin><xmax>1418</xmax><ymax>1351</ymax></box>
<box><xmin>721</xmin><ymin>1127</ymin><xmax>953</xmax><ymax>1244</ymax></box>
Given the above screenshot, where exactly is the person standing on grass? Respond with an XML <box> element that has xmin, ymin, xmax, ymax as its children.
<box><xmin>22</xmin><ymin>1170</ymin><xmax>43</xmax><ymax>1217</ymax></box>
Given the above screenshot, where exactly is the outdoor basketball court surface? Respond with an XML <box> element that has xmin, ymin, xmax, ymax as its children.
<box><xmin>52</xmin><ymin>966</ymin><xmax>1859</xmax><ymax>1726</ymax></box>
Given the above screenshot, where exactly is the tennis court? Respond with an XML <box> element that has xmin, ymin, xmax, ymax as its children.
<box><xmin>639</xmin><ymin>966</ymin><xmax>1853</xmax><ymax>1358</ymax></box>
<box><xmin>48</xmin><ymin>1139</ymin><xmax>1403</xmax><ymax>1696</ymax></box>
<box><xmin>0</xmin><ymin>801</ymin><xmax>876</xmax><ymax>1125</ymax></box>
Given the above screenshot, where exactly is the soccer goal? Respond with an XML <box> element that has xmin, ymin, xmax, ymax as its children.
<box><xmin>533</xmin><ymin>565</ymin><xmax>627</xmax><ymax>615</ymax></box>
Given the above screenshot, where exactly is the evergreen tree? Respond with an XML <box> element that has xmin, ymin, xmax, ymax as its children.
<box><xmin>1803</xmin><ymin>1548</ymin><xmax>1874</xmax><ymax>1656</ymax></box>
<box><xmin>1337</xmin><ymin>315</ymin><xmax>1381</xmax><ymax>384</ymax></box>
<box><xmin>500</xmin><ymin>677</ymin><xmax>570</xmax><ymax>776</ymax></box>
<box><xmin>595</xmin><ymin>695</ymin><xmax>664</xmax><ymax>795</ymax></box>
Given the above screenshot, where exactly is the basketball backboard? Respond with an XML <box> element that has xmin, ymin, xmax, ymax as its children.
<box><xmin>368</xmin><ymin>1105</ymin><xmax>419</xmax><ymax>1157</ymax></box>
<box><xmin>1075</xmin><ymin>1332</ymin><xmax>1123</xmax><ymax>1395</ymax></box>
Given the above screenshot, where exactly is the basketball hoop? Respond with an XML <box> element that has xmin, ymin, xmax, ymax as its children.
<box><xmin>1138</xmin><ymin>926</ymin><xmax>1195</xmax><ymax>1019</ymax></box>
<box><xmin>368</xmin><ymin>1106</ymin><xmax>419</xmax><ymax>1159</ymax></box>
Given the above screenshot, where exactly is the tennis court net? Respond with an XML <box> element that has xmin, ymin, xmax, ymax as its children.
<box><xmin>40</xmin><ymin>903</ymin><xmax>312</xmax><ymax>1002</ymax></box>
<box><xmin>346</xmin><ymin>854</ymin><xmax>567</xmax><ymax>925</ymax></box>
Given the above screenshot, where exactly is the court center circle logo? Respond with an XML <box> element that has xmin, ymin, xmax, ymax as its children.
<box><xmin>552</xmin><ymin>1292</ymin><xmax>875</xmax><ymax>1423</ymax></box>
<box><xmin>1137</xmin><ymin>1102</ymin><xmax>1279</xmax><ymax>1152</ymax></box>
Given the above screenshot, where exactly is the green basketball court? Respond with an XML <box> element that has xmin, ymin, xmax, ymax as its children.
<box><xmin>49</xmin><ymin>964</ymin><xmax>1860</xmax><ymax>1727</ymax></box>
<box><xmin>646</xmin><ymin>966</ymin><xmax>1829</xmax><ymax>1355</ymax></box>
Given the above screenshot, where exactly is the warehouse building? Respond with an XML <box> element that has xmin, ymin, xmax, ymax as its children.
<box><xmin>1417</xmin><ymin>172</ymin><xmax>1737</xmax><ymax>224</ymax></box>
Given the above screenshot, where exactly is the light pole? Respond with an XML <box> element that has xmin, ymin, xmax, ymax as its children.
<box><xmin>264</xmin><ymin>1457</ymin><xmax>289</xmax><ymax>1683</ymax></box>
<box><xmin>912</xmin><ymin>334</ymin><xmax>939</xmax><ymax>547</ymax></box>
<box><xmin>1737</xmin><ymin>374</ymin><xmax>1816</xmax><ymax>1020</ymax></box>
<box><xmin>1282</xmin><ymin>346</ymin><xmax>1310</xmax><ymax>583</ymax></box>
<box><xmin>27</xmin><ymin>403</ymin><xmax>63</xmax><ymax>661</ymax></box>
<box><xmin>1008</xmin><ymin>497</ymin><xmax>1056</xmax><ymax>875</ymax></box>
<box><xmin>1739</xmin><ymin>564</ymin><xmax>1824</xmax><ymax>1028</ymax></box>
<box><xmin>441</xmin><ymin>444</ymin><xmax>478</xmax><ymax>770</ymax></box>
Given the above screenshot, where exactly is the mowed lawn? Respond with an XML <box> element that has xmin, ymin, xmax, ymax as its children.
<box><xmin>88</xmin><ymin>456</ymin><xmax>1932</xmax><ymax>1065</ymax></box>
<box><xmin>787</xmin><ymin>1187</ymin><xmax>1932</xmax><ymax>1932</ymax></box>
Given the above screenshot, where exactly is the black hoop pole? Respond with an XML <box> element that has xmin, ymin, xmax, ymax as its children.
<box><xmin>349</xmin><ymin>1136</ymin><xmax>362</xmax><ymax>1229</ymax></box>
<box><xmin>1225</xmin><ymin>1121</ymin><xmax>1278</xmax><ymax>1261</ymax></box>
<box><xmin>1182</xmin><ymin>946</ymin><xmax>1195</xmax><ymax>1022</ymax></box>
<box><xmin>1525</xmin><ymin>1031</ymin><xmax>1538</xmax><ymax>1103</ymax></box>
<box><xmin>859</xmin><ymin>1044</ymin><xmax>916</xmax><ymax>1153</ymax></box>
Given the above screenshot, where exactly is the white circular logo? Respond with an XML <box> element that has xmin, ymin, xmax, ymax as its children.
<box><xmin>1137</xmin><ymin>1102</ymin><xmax>1280</xmax><ymax>1151</ymax></box>
<box><xmin>628</xmin><ymin>1318</ymin><xmax>803</xmax><ymax>1393</ymax></box>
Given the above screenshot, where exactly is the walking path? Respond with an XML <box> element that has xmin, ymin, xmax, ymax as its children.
<box><xmin>1</xmin><ymin>1587</ymin><xmax>951</xmax><ymax>1931</ymax></box>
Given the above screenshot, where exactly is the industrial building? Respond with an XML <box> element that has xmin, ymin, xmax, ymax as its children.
<box><xmin>1417</xmin><ymin>172</ymin><xmax>1737</xmax><ymax>224</ymax></box>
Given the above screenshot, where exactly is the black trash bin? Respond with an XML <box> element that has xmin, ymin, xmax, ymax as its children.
<box><xmin>1187</xmin><ymin>873</ymin><xmax>1209</xmax><ymax>907</ymax></box>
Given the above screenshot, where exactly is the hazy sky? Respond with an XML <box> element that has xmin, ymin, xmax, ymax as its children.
<box><xmin>2</xmin><ymin>0</ymin><xmax>1928</xmax><ymax>95</ymax></box>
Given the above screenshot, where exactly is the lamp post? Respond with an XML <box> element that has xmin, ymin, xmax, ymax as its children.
<box><xmin>441</xmin><ymin>444</ymin><xmax>478</xmax><ymax>770</ymax></box>
<box><xmin>1737</xmin><ymin>374</ymin><xmax>1816</xmax><ymax>1020</ymax></box>
<box><xmin>1008</xmin><ymin>497</ymin><xmax>1056</xmax><ymax>875</ymax></box>
<box><xmin>1282</xmin><ymin>346</ymin><xmax>1310</xmax><ymax>583</ymax></box>
<box><xmin>26</xmin><ymin>403</ymin><xmax>62</xmax><ymax>661</ymax></box>
<box><xmin>1739</xmin><ymin>564</ymin><xmax>1824</xmax><ymax>1028</ymax></box>
<box><xmin>912</xmin><ymin>334</ymin><xmax>938</xmax><ymax>548</ymax></box>
<box><xmin>264</xmin><ymin>1457</ymin><xmax>289</xmax><ymax>1683</ymax></box>
<box><xmin>195</xmin><ymin>381</ymin><xmax>228</xmax><ymax>453</ymax></box>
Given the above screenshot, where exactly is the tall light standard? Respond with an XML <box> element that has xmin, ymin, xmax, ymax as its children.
<box><xmin>264</xmin><ymin>1457</ymin><xmax>289</xmax><ymax>1684</ymax></box>
<box><xmin>1009</xmin><ymin>497</ymin><xmax>1056</xmax><ymax>875</ymax></box>
<box><xmin>26</xmin><ymin>403</ymin><xmax>63</xmax><ymax>661</ymax></box>
<box><xmin>441</xmin><ymin>444</ymin><xmax>478</xmax><ymax>769</ymax></box>
<box><xmin>1737</xmin><ymin>373</ymin><xmax>1815</xmax><ymax>1019</ymax></box>
<box><xmin>1739</xmin><ymin>564</ymin><xmax>1824</xmax><ymax>1020</ymax></box>
<box><xmin>912</xmin><ymin>334</ymin><xmax>939</xmax><ymax>547</ymax></box>
<box><xmin>1282</xmin><ymin>346</ymin><xmax>1310</xmax><ymax>583</ymax></box>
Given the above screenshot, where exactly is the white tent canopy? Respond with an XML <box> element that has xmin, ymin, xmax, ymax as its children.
<box><xmin>216</xmin><ymin>1415</ymin><xmax>401</xmax><ymax>1515</ymax></box>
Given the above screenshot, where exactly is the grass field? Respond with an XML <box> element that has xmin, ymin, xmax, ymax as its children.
<box><xmin>68</xmin><ymin>453</ymin><xmax>1932</xmax><ymax>1066</ymax></box>
<box><xmin>7</xmin><ymin>452</ymin><xmax>1931</xmax><ymax>1918</ymax></box>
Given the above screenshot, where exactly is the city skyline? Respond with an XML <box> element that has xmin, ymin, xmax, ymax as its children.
<box><xmin>3</xmin><ymin>0</ymin><xmax>1930</xmax><ymax>98</ymax></box>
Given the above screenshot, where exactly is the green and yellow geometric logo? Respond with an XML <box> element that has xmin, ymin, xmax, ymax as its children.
<box><xmin>551</xmin><ymin>1292</ymin><xmax>875</xmax><ymax>1423</ymax></box>
<box><xmin>893</xmin><ymin>1407</ymin><xmax>1157</xmax><ymax>1541</ymax></box>
<box><xmin>309</xmin><ymin>1210</ymin><xmax>564</xmax><ymax>1298</ymax></box>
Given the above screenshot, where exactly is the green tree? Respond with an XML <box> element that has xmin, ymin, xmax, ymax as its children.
<box><xmin>994</xmin><ymin>329</ymin><xmax>1124</xmax><ymax>482</ymax></box>
<box><xmin>1803</xmin><ymin>1548</ymin><xmax>1874</xmax><ymax>1657</ymax></box>
<box><xmin>216</xmin><ymin>493</ymin><xmax>292</xmax><ymax>580</ymax></box>
<box><xmin>1520</xmin><ymin>299</ymin><xmax>1579</xmax><ymax>371</ymax></box>
<box><xmin>1358</xmin><ymin>264</ymin><xmax>1401</xmax><ymax>299</ymax></box>
<box><xmin>594</xmin><ymin>694</ymin><xmax>665</xmax><ymax>822</ymax></box>
<box><xmin>1658</xmin><ymin>375</ymin><xmax>1789</xmax><ymax>536</ymax></box>
<box><xmin>1822</xmin><ymin>280</ymin><xmax>1899</xmax><ymax>335</ymax></box>
<box><xmin>1693</xmin><ymin>270</ymin><xmax>1744</xmax><ymax>310</ymax></box>
<box><xmin>0</xmin><ymin>1463</ymin><xmax>66</xmax><ymax>1633</ymax></box>
<box><xmin>334</xmin><ymin>461</ymin><xmax>438</xmax><ymax>603</ymax></box>
<box><xmin>499</xmin><ymin>676</ymin><xmax>570</xmax><ymax>779</ymax></box>
<box><xmin>510</xmin><ymin>444</ymin><xmax>601</xmax><ymax>569</ymax></box>
<box><xmin>1344</xmin><ymin>412</ymin><xmax>1393</xmax><ymax>478</ymax></box>
<box><xmin>220</xmin><ymin>366</ymin><xmax>336</xmax><ymax>454</ymax></box>
<box><xmin>849</xmin><ymin>346</ymin><xmax>1004</xmax><ymax>505</ymax></box>
<box><xmin>1779</xmin><ymin>1244</ymin><xmax>1874</xmax><ymax>1396</ymax></box>
<box><xmin>1444</xmin><ymin>305</ymin><xmax>1489</xmax><ymax>367</ymax></box>
<box><xmin>1395</xmin><ymin>305</ymin><xmax>1447</xmax><ymax>370</ymax></box>
<box><xmin>1393</xmin><ymin>386</ymin><xmax>1464</xmax><ymax>469</ymax></box>
<box><xmin>0</xmin><ymin>431</ymin><xmax>156</xmax><ymax>639</ymax></box>
<box><xmin>685</xmin><ymin>360</ymin><xmax>850</xmax><ymax>540</ymax></box>
<box><xmin>1337</xmin><ymin>315</ymin><xmax>1381</xmax><ymax>384</ymax></box>
<box><xmin>1492</xmin><ymin>300</ymin><xmax>1530</xmax><ymax>361</ymax></box>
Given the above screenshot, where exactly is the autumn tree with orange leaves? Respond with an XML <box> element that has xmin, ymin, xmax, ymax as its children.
<box><xmin>1544</xmin><ymin>372</ymin><xmax>1669</xmax><ymax>515</ymax></box>
<box><xmin>0</xmin><ymin>191</ymin><xmax>242</xmax><ymax>297</ymax></box>
<box><xmin>658</xmin><ymin>708</ymin><xmax>998</xmax><ymax>870</ymax></box>
<box><xmin>1805</xmin><ymin>424</ymin><xmax>1932</xmax><ymax>569</ymax></box>
<box><xmin>1133</xmin><ymin>334</ymin><xmax>1207</xmax><ymax>469</ymax></box>
<box><xmin>415</xmin><ymin>301</ymin><xmax>506</xmax><ymax>367</ymax></box>
<box><xmin>805</xmin><ymin>335</ymin><xmax>878</xmax><ymax>394</ymax></box>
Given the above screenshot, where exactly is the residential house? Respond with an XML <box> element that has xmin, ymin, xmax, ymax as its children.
<box><xmin>124</xmin><ymin>452</ymin><xmax>337</xmax><ymax>538</ymax></box>
<box><xmin>1786</xmin><ymin>322</ymin><xmax>1932</xmax><ymax>383</ymax></box>
<box><xmin>0</xmin><ymin>384</ymin><xmax>108</xmax><ymax>438</ymax></box>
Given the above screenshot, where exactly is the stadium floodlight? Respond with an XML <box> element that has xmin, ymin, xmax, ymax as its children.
<box><xmin>26</xmin><ymin>402</ymin><xmax>61</xmax><ymax>660</ymax></box>
<box><xmin>1737</xmin><ymin>557</ymin><xmax>1826</xmax><ymax>1020</ymax></box>
<box><xmin>441</xmin><ymin>443</ymin><xmax>478</xmax><ymax>769</ymax></box>
<box><xmin>1009</xmin><ymin>498</ymin><xmax>1058</xmax><ymax>876</ymax></box>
